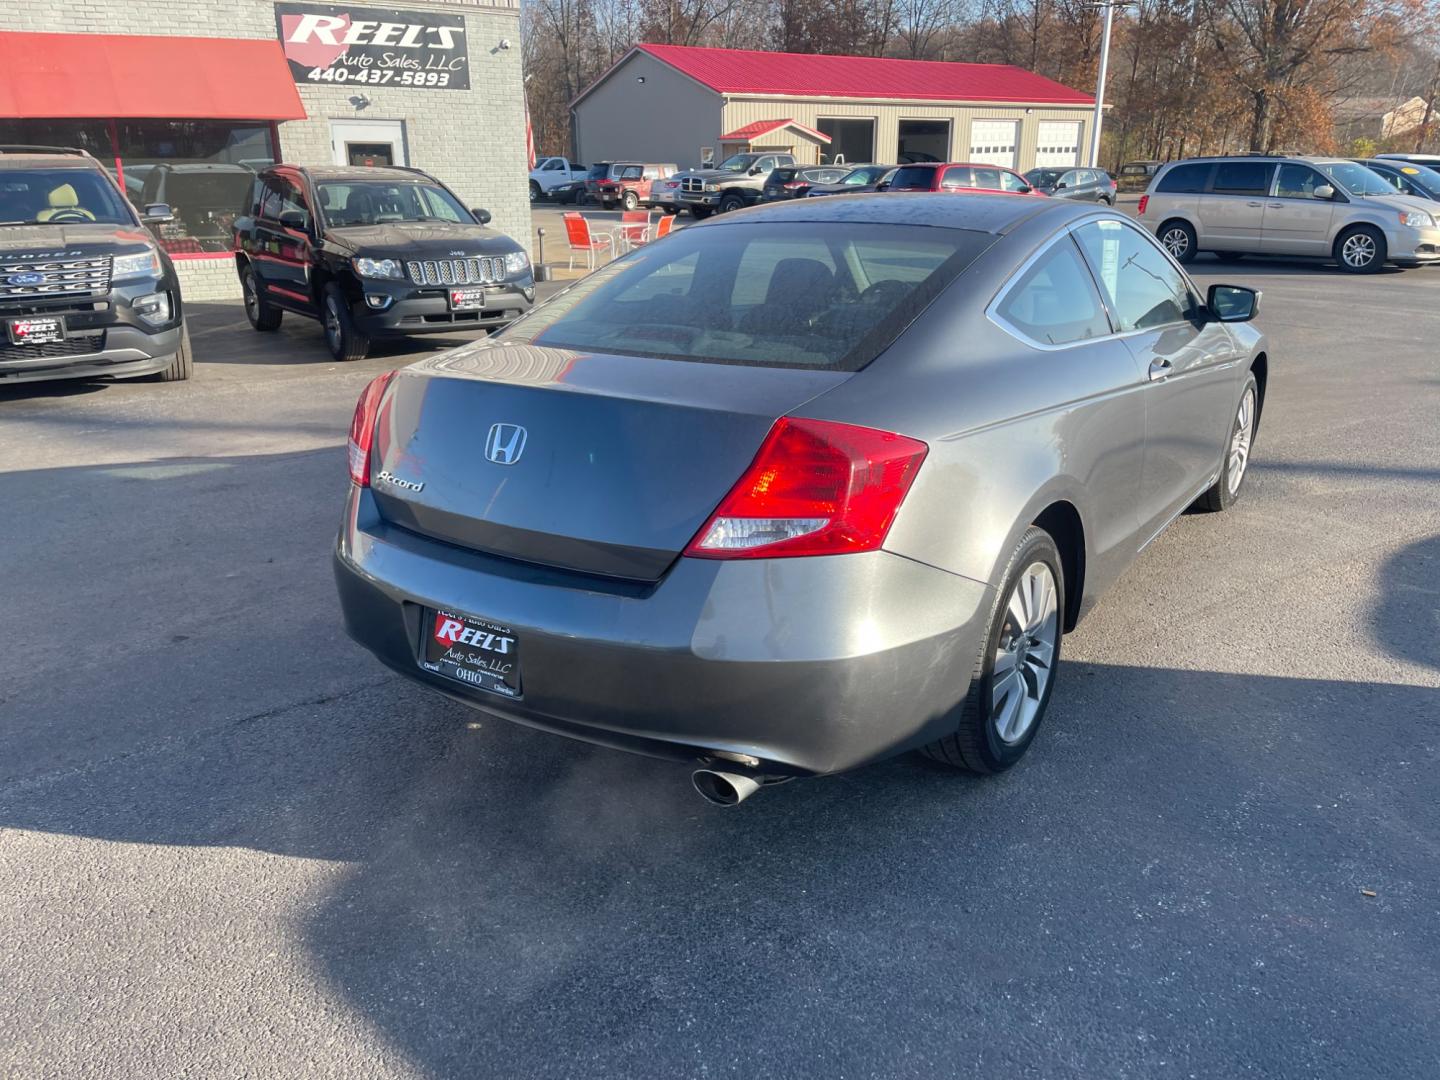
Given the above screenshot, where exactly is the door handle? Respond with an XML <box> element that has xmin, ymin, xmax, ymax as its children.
<box><xmin>1246</xmin><ymin>201</ymin><xmax>1262</xmax><ymax>207</ymax></box>
<box><xmin>1267</xmin><ymin>202</ymin><xmax>1283</xmax><ymax>208</ymax></box>
<box><xmin>1148</xmin><ymin>358</ymin><xmax>1173</xmax><ymax>381</ymax></box>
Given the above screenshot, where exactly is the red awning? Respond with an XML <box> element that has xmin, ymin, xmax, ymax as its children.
<box><xmin>0</xmin><ymin>32</ymin><xmax>306</xmax><ymax>121</ymax></box>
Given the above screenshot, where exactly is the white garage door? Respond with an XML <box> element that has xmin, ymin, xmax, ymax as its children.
<box><xmin>1036</xmin><ymin>121</ymin><xmax>1082</xmax><ymax>167</ymax></box>
<box><xmin>969</xmin><ymin>120</ymin><xmax>1018</xmax><ymax>168</ymax></box>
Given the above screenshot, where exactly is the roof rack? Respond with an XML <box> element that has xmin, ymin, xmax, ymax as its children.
<box><xmin>0</xmin><ymin>145</ymin><xmax>92</xmax><ymax>157</ymax></box>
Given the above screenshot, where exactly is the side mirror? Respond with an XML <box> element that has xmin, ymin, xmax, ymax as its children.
<box><xmin>277</xmin><ymin>209</ymin><xmax>309</xmax><ymax>231</ymax></box>
<box><xmin>472</xmin><ymin>207</ymin><xmax>492</xmax><ymax>225</ymax></box>
<box><xmin>1207</xmin><ymin>283</ymin><xmax>1260</xmax><ymax>322</ymax></box>
<box><xmin>1055</xmin><ymin>181</ymin><xmax>1067</xmax><ymax>190</ymax></box>
<box><xmin>1018</xmin><ymin>184</ymin><xmax>1032</xmax><ymax>194</ymax></box>
<box><xmin>875</xmin><ymin>181</ymin><xmax>890</xmax><ymax>192</ymax></box>
<box><xmin>142</xmin><ymin>202</ymin><xmax>174</xmax><ymax>224</ymax></box>
<box><xmin>1313</xmin><ymin>184</ymin><xmax>1336</xmax><ymax>200</ymax></box>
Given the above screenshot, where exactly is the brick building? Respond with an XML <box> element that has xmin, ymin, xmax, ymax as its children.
<box><xmin>0</xmin><ymin>1</ymin><xmax>529</xmax><ymax>300</ymax></box>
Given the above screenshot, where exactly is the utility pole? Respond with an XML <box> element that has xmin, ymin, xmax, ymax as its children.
<box><xmin>1087</xmin><ymin>1</ymin><xmax>1130</xmax><ymax>169</ymax></box>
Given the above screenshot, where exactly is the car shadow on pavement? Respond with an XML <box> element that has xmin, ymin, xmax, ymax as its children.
<box><xmin>186</xmin><ymin>301</ymin><xmax>488</xmax><ymax>367</ymax></box>
<box><xmin>1</xmin><ymin>447</ymin><xmax>1437</xmax><ymax>1078</ymax></box>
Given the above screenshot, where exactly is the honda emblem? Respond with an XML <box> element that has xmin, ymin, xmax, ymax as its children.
<box><xmin>485</xmin><ymin>423</ymin><xmax>527</xmax><ymax>465</ymax></box>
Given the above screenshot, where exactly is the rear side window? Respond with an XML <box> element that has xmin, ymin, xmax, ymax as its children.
<box><xmin>1212</xmin><ymin>161</ymin><xmax>1273</xmax><ymax>195</ymax></box>
<box><xmin>1155</xmin><ymin>163</ymin><xmax>1212</xmax><ymax>193</ymax></box>
<box><xmin>890</xmin><ymin>165</ymin><xmax>938</xmax><ymax>190</ymax></box>
<box><xmin>1074</xmin><ymin>220</ymin><xmax>1195</xmax><ymax>332</ymax></box>
<box><xmin>972</xmin><ymin>167</ymin><xmax>1002</xmax><ymax>189</ymax></box>
<box><xmin>994</xmin><ymin>238</ymin><xmax>1111</xmax><ymax>346</ymax></box>
<box><xmin>503</xmin><ymin>222</ymin><xmax>993</xmax><ymax>371</ymax></box>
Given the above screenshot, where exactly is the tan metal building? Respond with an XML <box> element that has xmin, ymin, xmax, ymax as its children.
<box><xmin>572</xmin><ymin>44</ymin><xmax>1095</xmax><ymax>174</ymax></box>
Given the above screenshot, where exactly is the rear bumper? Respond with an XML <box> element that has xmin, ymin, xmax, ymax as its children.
<box><xmin>334</xmin><ymin>487</ymin><xmax>991</xmax><ymax>775</ymax></box>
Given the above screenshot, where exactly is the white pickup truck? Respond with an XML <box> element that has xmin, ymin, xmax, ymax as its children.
<box><xmin>529</xmin><ymin>156</ymin><xmax>587</xmax><ymax>202</ymax></box>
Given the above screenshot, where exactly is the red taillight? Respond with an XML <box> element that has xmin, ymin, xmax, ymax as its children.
<box><xmin>783</xmin><ymin>181</ymin><xmax>806</xmax><ymax>190</ymax></box>
<box><xmin>347</xmin><ymin>371</ymin><xmax>397</xmax><ymax>486</ymax></box>
<box><xmin>1137</xmin><ymin>195</ymin><xmax>1149</xmax><ymax>216</ymax></box>
<box><xmin>684</xmin><ymin>418</ymin><xmax>928</xmax><ymax>559</ymax></box>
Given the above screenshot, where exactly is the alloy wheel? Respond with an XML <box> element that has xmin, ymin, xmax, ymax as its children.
<box><xmin>991</xmin><ymin>561</ymin><xmax>1060</xmax><ymax>744</ymax></box>
<box><xmin>1342</xmin><ymin>232</ymin><xmax>1376</xmax><ymax>268</ymax></box>
<box><xmin>1227</xmin><ymin>386</ymin><xmax>1256</xmax><ymax>495</ymax></box>
<box><xmin>1161</xmin><ymin>228</ymin><xmax>1190</xmax><ymax>258</ymax></box>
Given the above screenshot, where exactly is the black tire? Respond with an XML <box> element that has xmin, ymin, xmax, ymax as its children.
<box><xmin>322</xmin><ymin>283</ymin><xmax>370</xmax><ymax>362</ymax></box>
<box><xmin>529</xmin><ymin>180</ymin><xmax>541</xmax><ymax>203</ymax></box>
<box><xmin>718</xmin><ymin>192</ymin><xmax>747</xmax><ymax>214</ymax></box>
<box><xmin>241</xmin><ymin>264</ymin><xmax>282</xmax><ymax>332</ymax></box>
<box><xmin>689</xmin><ymin>206</ymin><xmax>712</xmax><ymax>220</ymax></box>
<box><xmin>151</xmin><ymin>320</ymin><xmax>193</xmax><ymax>382</ymax></box>
<box><xmin>921</xmin><ymin>527</ymin><xmax>1065</xmax><ymax>774</ymax></box>
<box><xmin>1157</xmin><ymin>219</ymin><xmax>1198</xmax><ymax>263</ymax></box>
<box><xmin>1195</xmin><ymin>373</ymin><xmax>1259</xmax><ymax>512</ymax></box>
<box><xmin>622</xmin><ymin>190</ymin><xmax>639</xmax><ymax>211</ymax></box>
<box><xmin>1334</xmin><ymin>225</ymin><xmax>1386</xmax><ymax>274</ymax></box>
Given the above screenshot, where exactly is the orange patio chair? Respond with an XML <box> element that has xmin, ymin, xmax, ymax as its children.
<box><xmin>618</xmin><ymin>209</ymin><xmax>652</xmax><ymax>251</ymax></box>
<box><xmin>563</xmin><ymin>212</ymin><xmax>614</xmax><ymax>270</ymax></box>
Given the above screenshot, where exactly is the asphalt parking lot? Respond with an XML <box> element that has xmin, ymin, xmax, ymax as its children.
<box><xmin>1</xmin><ymin>251</ymin><xmax>1437</xmax><ymax>1078</ymax></box>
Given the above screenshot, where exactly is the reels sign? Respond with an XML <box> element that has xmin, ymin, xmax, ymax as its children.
<box><xmin>274</xmin><ymin>3</ymin><xmax>470</xmax><ymax>90</ymax></box>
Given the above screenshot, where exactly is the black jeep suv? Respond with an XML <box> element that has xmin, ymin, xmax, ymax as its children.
<box><xmin>0</xmin><ymin>146</ymin><xmax>191</xmax><ymax>384</ymax></box>
<box><xmin>233</xmin><ymin>165</ymin><xmax>533</xmax><ymax>361</ymax></box>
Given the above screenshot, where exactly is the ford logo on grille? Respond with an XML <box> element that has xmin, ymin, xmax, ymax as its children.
<box><xmin>7</xmin><ymin>272</ymin><xmax>45</xmax><ymax>286</ymax></box>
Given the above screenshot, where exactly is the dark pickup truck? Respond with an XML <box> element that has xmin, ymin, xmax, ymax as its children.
<box><xmin>233</xmin><ymin>164</ymin><xmax>533</xmax><ymax>362</ymax></box>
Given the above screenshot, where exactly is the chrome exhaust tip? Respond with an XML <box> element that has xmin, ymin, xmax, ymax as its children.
<box><xmin>691</xmin><ymin>769</ymin><xmax>762</xmax><ymax>807</ymax></box>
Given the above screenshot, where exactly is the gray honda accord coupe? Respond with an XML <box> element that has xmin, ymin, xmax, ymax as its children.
<box><xmin>334</xmin><ymin>194</ymin><xmax>1267</xmax><ymax>805</ymax></box>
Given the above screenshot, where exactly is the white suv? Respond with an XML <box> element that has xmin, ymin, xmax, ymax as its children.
<box><xmin>1138</xmin><ymin>155</ymin><xmax>1440</xmax><ymax>273</ymax></box>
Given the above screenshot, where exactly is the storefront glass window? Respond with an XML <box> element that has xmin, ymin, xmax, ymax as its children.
<box><xmin>116</xmin><ymin>121</ymin><xmax>275</xmax><ymax>255</ymax></box>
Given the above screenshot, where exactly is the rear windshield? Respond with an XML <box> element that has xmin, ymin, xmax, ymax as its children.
<box><xmin>889</xmin><ymin>165</ymin><xmax>938</xmax><ymax>190</ymax></box>
<box><xmin>498</xmin><ymin>222</ymin><xmax>992</xmax><ymax>371</ymax></box>
<box><xmin>0</xmin><ymin>167</ymin><xmax>133</xmax><ymax>226</ymax></box>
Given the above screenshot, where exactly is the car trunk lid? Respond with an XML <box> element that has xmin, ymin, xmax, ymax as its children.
<box><xmin>369</xmin><ymin>343</ymin><xmax>851</xmax><ymax>580</ymax></box>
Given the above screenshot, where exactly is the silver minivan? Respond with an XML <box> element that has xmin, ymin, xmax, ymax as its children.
<box><xmin>1139</xmin><ymin>155</ymin><xmax>1440</xmax><ymax>272</ymax></box>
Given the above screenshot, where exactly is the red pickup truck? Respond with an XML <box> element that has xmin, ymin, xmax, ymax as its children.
<box><xmin>597</xmin><ymin>163</ymin><xmax>679</xmax><ymax>211</ymax></box>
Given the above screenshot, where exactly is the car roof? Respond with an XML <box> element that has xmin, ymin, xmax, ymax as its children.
<box><xmin>697</xmin><ymin>190</ymin><xmax>1085</xmax><ymax>233</ymax></box>
<box><xmin>289</xmin><ymin>165</ymin><xmax>436</xmax><ymax>183</ymax></box>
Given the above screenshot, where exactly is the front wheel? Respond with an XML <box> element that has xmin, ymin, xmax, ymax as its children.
<box><xmin>1195</xmin><ymin>374</ymin><xmax>1258</xmax><ymax>512</ymax></box>
<box><xmin>150</xmin><ymin>320</ymin><xmax>193</xmax><ymax>382</ymax></box>
<box><xmin>1335</xmin><ymin>225</ymin><xmax>1385</xmax><ymax>273</ymax></box>
<box><xmin>529</xmin><ymin>180</ymin><xmax>541</xmax><ymax>203</ymax></box>
<box><xmin>718</xmin><ymin>193</ymin><xmax>747</xmax><ymax>214</ymax></box>
<box><xmin>921</xmin><ymin>527</ymin><xmax>1064</xmax><ymax>774</ymax></box>
<box><xmin>322</xmin><ymin>283</ymin><xmax>370</xmax><ymax>362</ymax></box>
<box><xmin>241</xmin><ymin>264</ymin><xmax>282</xmax><ymax>331</ymax></box>
<box><xmin>621</xmin><ymin>190</ymin><xmax>639</xmax><ymax>211</ymax></box>
<box><xmin>1157</xmin><ymin>219</ymin><xmax>1198</xmax><ymax>263</ymax></box>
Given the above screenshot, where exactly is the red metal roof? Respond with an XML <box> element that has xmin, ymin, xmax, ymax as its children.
<box><xmin>719</xmin><ymin>118</ymin><xmax>831</xmax><ymax>143</ymax></box>
<box><xmin>637</xmin><ymin>43</ymin><xmax>1092</xmax><ymax>105</ymax></box>
<box><xmin>0</xmin><ymin>32</ymin><xmax>306</xmax><ymax>121</ymax></box>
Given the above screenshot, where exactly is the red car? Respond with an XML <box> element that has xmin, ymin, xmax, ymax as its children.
<box><xmin>596</xmin><ymin>162</ymin><xmax>678</xmax><ymax>211</ymax></box>
<box><xmin>887</xmin><ymin>162</ymin><xmax>1045</xmax><ymax>196</ymax></box>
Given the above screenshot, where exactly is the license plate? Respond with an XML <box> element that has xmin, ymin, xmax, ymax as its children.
<box><xmin>448</xmin><ymin>287</ymin><xmax>486</xmax><ymax>311</ymax></box>
<box><xmin>421</xmin><ymin>609</ymin><xmax>521</xmax><ymax>698</ymax></box>
<box><xmin>7</xmin><ymin>316</ymin><xmax>64</xmax><ymax>345</ymax></box>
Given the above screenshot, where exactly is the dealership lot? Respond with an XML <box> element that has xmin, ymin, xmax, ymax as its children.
<box><xmin>1</xmin><ymin>260</ymin><xmax>1437</xmax><ymax>1078</ymax></box>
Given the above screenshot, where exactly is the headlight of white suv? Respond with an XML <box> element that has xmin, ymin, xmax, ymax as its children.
<box><xmin>112</xmin><ymin>249</ymin><xmax>162</xmax><ymax>282</ymax></box>
<box><xmin>354</xmin><ymin>257</ymin><xmax>403</xmax><ymax>279</ymax></box>
<box><xmin>504</xmin><ymin>251</ymin><xmax>530</xmax><ymax>276</ymax></box>
<box><xmin>1400</xmin><ymin>210</ymin><xmax>1435</xmax><ymax>228</ymax></box>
